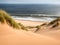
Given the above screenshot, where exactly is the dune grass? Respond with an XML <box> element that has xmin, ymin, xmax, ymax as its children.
<box><xmin>0</xmin><ymin>9</ymin><xmax>21</xmax><ymax>29</ymax></box>
<box><xmin>47</xmin><ymin>18</ymin><xmax>60</xmax><ymax>28</ymax></box>
<box><xmin>51</xmin><ymin>22</ymin><xmax>59</xmax><ymax>28</ymax></box>
<box><xmin>18</xmin><ymin>23</ymin><xmax>28</xmax><ymax>30</ymax></box>
<box><xmin>0</xmin><ymin>13</ymin><xmax>5</xmax><ymax>23</ymax></box>
<box><xmin>47</xmin><ymin>18</ymin><xmax>60</xmax><ymax>26</ymax></box>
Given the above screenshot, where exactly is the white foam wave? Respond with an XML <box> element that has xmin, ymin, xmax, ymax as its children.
<box><xmin>12</xmin><ymin>16</ymin><xmax>56</xmax><ymax>22</ymax></box>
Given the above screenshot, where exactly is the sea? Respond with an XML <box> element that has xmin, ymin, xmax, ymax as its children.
<box><xmin>0</xmin><ymin>4</ymin><xmax>60</xmax><ymax>22</ymax></box>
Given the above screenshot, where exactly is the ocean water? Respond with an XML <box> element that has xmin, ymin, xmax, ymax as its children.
<box><xmin>0</xmin><ymin>4</ymin><xmax>60</xmax><ymax>22</ymax></box>
<box><xmin>0</xmin><ymin>4</ymin><xmax>60</xmax><ymax>15</ymax></box>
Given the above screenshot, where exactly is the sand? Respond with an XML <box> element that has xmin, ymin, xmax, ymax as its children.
<box><xmin>16</xmin><ymin>20</ymin><xmax>45</xmax><ymax>26</ymax></box>
<box><xmin>39</xmin><ymin>30</ymin><xmax>60</xmax><ymax>40</ymax></box>
<box><xmin>0</xmin><ymin>20</ymin><xmax>60</xmax><ymax>45</ymax></box>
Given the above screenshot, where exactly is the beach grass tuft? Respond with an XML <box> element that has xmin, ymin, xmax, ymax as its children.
<box><xmin>0</xmin><ymin>9</ymin><xmax>20</xmax><ymax>29</ymax></box>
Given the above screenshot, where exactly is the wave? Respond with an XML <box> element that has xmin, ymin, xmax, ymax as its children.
<box><xmin>11</xmin><ymin>14</ymin><xmax>60</xmax><ymax>17</ymax></box>
<box><xmin>12</xmin><ymin>16</ymin><xmax>56</xmax><ymax>22</ymax></box>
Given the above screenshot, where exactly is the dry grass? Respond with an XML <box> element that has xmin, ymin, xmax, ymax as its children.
<box><xmin>47</xmin><ymin>18</ymin><xmax>60</xmax><ymax>28</ymax></box>
<box><xmin>47</xmin><ymin>18</ymin><xmax>60</xmax><ymax>26</ymax></box>
<box><xmin>0</xmin><ymin>9</ymin><xmax>20</xmax><ymax>29</ymax></box>
<box><xmin>18</xmin><ymin>23</ymin><xmax>28</xmax><ymax>30</ymax></box>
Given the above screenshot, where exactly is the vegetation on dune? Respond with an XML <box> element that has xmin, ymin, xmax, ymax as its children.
<box><xmin>34</xmin><ymin>25</ymin><xmax>40</xmax><ymax>32</ymax></box>
<box><xmin>35</xmin><ymin>18</ymin><xmax>60</xmax><ymax>32</ymax></box>
<box><xmin>0</xmin><ymin>9</ymin><xmax>21</xmax><ymax>29</ymax></box>
<box><xmin>47</xmin><ymin>18</ymin><xmax>60</xmax><ymax>28</ymax></box>
<box><xmin>47</xmin><ymin>18</ymin><xmax>60</xmax><ymax>26</ymax></box>
<box><xmin>51</xmin><ymin>22</ymin><xmax>59</xmax><ymax>28</ymax></box>
<box><xmin>40</xmin><ymin>23</ymin><xmax>47</xmax><ymax>26</ymax></box>
<box><xmin>26</xmin><ymin>26</ymin><xmax>35</xmax><ymax>29</ymax></box>
<box><xmin>18</xmin><ymin>23</ymin><xmax>28</xmax><ymax>30</ymax></box>
<box><xmin>34</xmin><ymin>23</ymin><xmax>47</xmax><ymax>32</ymax></box>
<box><xmin>0</xmin><ymin>13</ymin><xmax>5</xmax><ymax>23</ymax></box>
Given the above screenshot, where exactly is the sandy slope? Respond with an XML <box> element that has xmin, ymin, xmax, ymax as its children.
<box><xmin>0</xmin><ymin>23</ymin><xmax>60</xmax><ymax>45</ymax></box>
<box><xmin>40</xmin><ymin>30</ymin><xmax>60</xmax><ymax>40</ymax></box>
<box><xmin>16</xmin><ymin>20</ymin><xmax>60</xmax><ymax>41</ymax></box>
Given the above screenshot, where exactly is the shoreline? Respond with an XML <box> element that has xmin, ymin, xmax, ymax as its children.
<box><xmin>15</xmin><ymin>20</ymin><xmax>45</xmax><ymax>26</ymax></box>
<box><xmin>12</xmin><ymin>16</ymin><xmax>56</xmax><ymax>22</ymax></box>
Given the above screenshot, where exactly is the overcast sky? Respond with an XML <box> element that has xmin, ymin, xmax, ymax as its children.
<box><xmin>0</xmin><ymin>0</ymin><xmax>60</xmax><ymax>4</ymax></box>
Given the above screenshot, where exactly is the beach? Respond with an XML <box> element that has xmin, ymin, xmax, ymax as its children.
<box><xmin>0</xmin><ymin>9</ymin><xmax>60</xmax><ymax>45</ymax></box>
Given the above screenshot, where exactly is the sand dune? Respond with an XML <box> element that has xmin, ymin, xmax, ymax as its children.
<box><xmin>39</xmin><ymin>30</ymin><xmax>60</xmax><ymax>40</ymax></box>
<box><xmin>0</xmin><ymin>10</ymin><xmax>60</xmax><ymax>45</ymax></box>
<box><xmin>0</xmin><ymin>23</ymin><xmax>60</xmax><ymax>45</ymax></box>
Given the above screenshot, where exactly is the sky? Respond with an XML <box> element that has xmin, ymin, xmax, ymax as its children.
<box><xmin>0</xmin><ymin>0</ymin><xmax>60</xmax><ymax>4</ymax></box>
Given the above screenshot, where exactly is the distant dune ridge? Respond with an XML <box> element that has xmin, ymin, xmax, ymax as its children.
<box><xmin>35</xmin><ymin>18</ymin><xmax>60</xmax><ymax>41</ymax></box>
<box><xmin>47</xmin><ymin>18</ymin><xmax>60</xmax><ymax>28</ymax></box>
<box><xmin>20</xmin><ymin>18</ymin><xmax>60</xmax><ymax>32</ymax></box>
<box><xmin>0</xmin><ymin>9</ymin><xmax>60</xmax><ymax>45</ymax></box>
<box><xmin>34</xmin><ymin>18</ymin><xmax>60</xmax><ymax>33</ymax></box>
